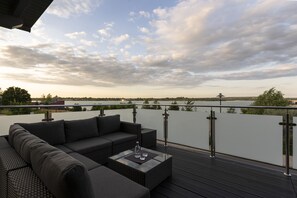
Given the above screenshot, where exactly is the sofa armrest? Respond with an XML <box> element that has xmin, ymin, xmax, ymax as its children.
<box><xmin>120</xmin><ymin>122</ymin><xmax>141</xmax><ymax>139</ymax></box>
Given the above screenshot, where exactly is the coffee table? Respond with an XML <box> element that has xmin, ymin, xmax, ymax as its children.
<box><xmin>107</xmin><ymin>148</ymin><xmax>172</xmax><ymax>190</ymax></box>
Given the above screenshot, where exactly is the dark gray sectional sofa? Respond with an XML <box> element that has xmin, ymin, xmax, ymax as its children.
<box><xmin>0</xmin><ymin>115</ymin><xmax>150</xmax><ymax>198</ymax></box>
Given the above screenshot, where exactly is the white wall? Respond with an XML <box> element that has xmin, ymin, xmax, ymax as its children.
<box><xmin>216</xmin><ymin>113</ymin><xmax>283</xmax><ymax>166</ymax></box>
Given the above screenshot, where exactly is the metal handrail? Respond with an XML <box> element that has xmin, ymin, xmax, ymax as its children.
<box><xmin>0</xmin><ymin>104</ymin><xmax>133</xmax><ymax>108</ymax></box>
<box><xmin>0</xmin><ymin>103</ymin><xmax>296</xmax><ymax>110</ymax></box>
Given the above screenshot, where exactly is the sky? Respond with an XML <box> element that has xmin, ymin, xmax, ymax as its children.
<box><xmin>0</xmin><ymin>0</ymin><xmax>297</xmax><ymax>98</ymax></box>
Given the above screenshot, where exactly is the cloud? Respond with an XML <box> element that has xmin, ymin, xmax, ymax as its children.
<box><xmin>65</xmin><ymin>31</ymin><xmax>86</xmax><ymax>39</ymax></box>
<box><xmin>0</xmin><ymin>44</ymin><xmax>208</xmax><ymax>87</ymax></box>
<box><xmin>97</xmin><ymin>29</ymin><xmax>110</xmax><ymax>37</ymax></box>
<box><xmin>80</xmin><ymin>39</ymin><xmax>97</xmax><ymax>47</ymax></box>
<box><xmin>47</xmin><ymin>0</ymin><xmax>101</xmax><ymax>18</ymax></box>
<box><xmin>1</xmin><ymin>0</ymin><xmax>297</xmax><ymax>90</ymax></box>
<box><xmin>219</xmin><ymin>65</ymin><xmax>297</xmax><ymax>81</ymax></box>
<box><xmin>129</xmin><ymin>10</ymin><xmax>151</xmax><ymax>21</ymax></box>
<box><xmin>139</xmin><ymin>11</ymin><xmax>150</xmax><ymax>18</ymax></box>
<box><xmin>113</xmin><ymin>34</ymin><xmax>129</xmax><ymax>45</ymax></box>
<box><xmin>96</xmin><ymin>22</ymin><xmax>114</xmax><ymax>42</ymax></box>
<box><xmin>129</xmin><ymin>12</ymin><xmax>136</xmax><ymax>17</ymax></box>
<box><xmin>138</xmin><ymin>27</ymin><xmax>149</xmax><ymax>34</ymax></box>
<box><xmin>142</xmin><ymin>0</ymin><xmax>297</xmax><ymax>74</ymax></box>
<box><xmin>0</xmin><ymin>45</ymin><xmax>58</xmax><ymax>68</ymax></box>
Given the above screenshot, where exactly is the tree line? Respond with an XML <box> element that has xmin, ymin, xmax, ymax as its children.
<box><xmin>0</xmin><ymin>86</ymin><xmax>295</xmax><ymax>116</ymax></box>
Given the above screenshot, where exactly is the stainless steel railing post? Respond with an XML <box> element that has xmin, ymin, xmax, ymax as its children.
<box><xmin>284</xmin><ymin>113</ymin><xmax>291</xmax><ymax>176</ymax></box>
<box><xmin>99</xmin><ymin>107</ymin><xmax>105</xmax><ymax>117</ymax></box>
<box><xmin>279</xmin><ymin>112</ymin><xmax>296</xmax><ymax>176</ymax></box>
<box><xmin>163</xmin><ymin>107</ymin><xmax>169</xmax><ymax>148</ymax></box>
<box><xmin>42</xmin><ymin>110</ymin><xmax>53</xmax><ymax>121</ymax></box>
<box><xmin>133</xmin><ymin>105</ymin><xmax>137</xmax><ymax>123</ymax></box>
<box><xmin>207</xmin><ymin>110</ymin><xmax>217</xmax><ymax>158</ymax></box>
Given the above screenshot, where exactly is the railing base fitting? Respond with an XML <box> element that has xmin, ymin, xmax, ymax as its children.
<box><xmin>283</xmin><ymin>173</ymin><xmax>291</xmax><ymax>177</ymax></box>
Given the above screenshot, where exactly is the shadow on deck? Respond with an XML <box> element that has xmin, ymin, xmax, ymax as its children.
<box><xmin>151</xmin><ymin>144</ymin><xmax>297</xmax><ymax>198</ymax></box>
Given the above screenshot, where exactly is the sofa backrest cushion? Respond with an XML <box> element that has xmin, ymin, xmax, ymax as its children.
<box><xmin>18</xmin><ymin>120</ymin><xmax>65</xmax><ymax>145</ymax></box>
<box><xmin>30</xmin><ymin>142</ymin><xmax>95</xmax><ymax>198</ymax></box>
<box><xmin>97</xmin><ymin>115</ymin><xmax>121</xmax><ymax>136</ymax></box>
<box><xmin>65</xmin><ymin>117</ymin><xmax>99</xmax><ymax>143</ymax></box>
<box><xmin>9</xmin><ymin>124</ymin><xmax>46</xmax><ymax>163</ymax></box>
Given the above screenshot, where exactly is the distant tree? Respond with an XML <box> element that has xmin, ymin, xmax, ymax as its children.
<box><xmin>241</xmin><ymin>88</ymin><xmax>289</xmax><ymax>115</ymax></box>
<box><xmin>72</xmin><ymin>103</ymin><xmax>82</xmax><ymax>111</ymax></box>
<box><xmin>152</xmin><ymin>100</ymin><xmax>161</xmax><ymax>110</ymax></box>
<box><xmin>142</xmin><ymin>99</ymin><xmax>151</xmax><ymax>109</ymax></box>
<box><xmin>184</xmin><ymin>100</ymin><xmax>194</xmax><ymax>111</ymax></box>
<box><xmin>227</xmin><ymin>107</ymin><xmax>236</xmax><ymax>113</ymax></box>
<box><xmin>168</xmin><ymin>101</ymin><xmax>179</xmax><ymax>111</ymax></box>
<box><xmin>41</xmin><ymin>93</ymin><xmax>53</xmax><ymax>104</ymax></box>
<box><xmin>1</xmin><ymin>87</ymin><xmax>31</xmax><ymax>114</ymax></box>
<box><xmin>2</xmin><ymin>87</ymin><xmax>31</xmax><ymax>105</ymax></box>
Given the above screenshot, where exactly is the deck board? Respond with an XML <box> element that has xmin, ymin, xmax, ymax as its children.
<box><xmin>151</xmin><ymin>145</ymin><xmax>297</xmax><ymax>198</ymax></box>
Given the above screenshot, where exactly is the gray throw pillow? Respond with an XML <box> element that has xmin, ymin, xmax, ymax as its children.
<box><xmin>64</xmin><ymin>117</ymin><xmax>99</xmax><ymax>143</ymax></box>
<box><xmin>18</xmin><ymin>120</ymin><xmax>65</xmax><ymax>145</ymax></box>
<box><xmin>97</xmin><ymin>115</ymin><xmax>121</xmax><ymax>135</ymax></box>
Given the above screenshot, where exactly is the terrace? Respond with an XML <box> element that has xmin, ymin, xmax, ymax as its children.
<box><xmin>0</xmin><ymin>103</ymin><xmax>297</xmax><ymax>197</ymax></box>
<box><xmin>1</xmin><ymin>0</ymin><xmax>297</xmax><ymax>197</ymax></box>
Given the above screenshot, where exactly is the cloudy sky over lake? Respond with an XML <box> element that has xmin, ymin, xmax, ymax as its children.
<box><xmin>0</xmin><ymin>0</ymin><xmax>297</xmax><ymax>98</ymax></box>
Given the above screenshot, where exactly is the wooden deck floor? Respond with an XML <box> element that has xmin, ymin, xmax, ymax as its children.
<box><xmin>151</xmin><ymin>144</ymin><xmax>297</xmax><ymax>198</ymax></box>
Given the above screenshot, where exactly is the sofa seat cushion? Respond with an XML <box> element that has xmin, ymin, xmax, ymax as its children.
<box><xmin>18</xmin><ymin>120</ymin><xmax>65</xmax><ymax>145</ymax></box>
<box><xmin>69</xmin><ymin>152</ymin><xmax>101</xmax><ymax>171</ymax></box>
<box><xmin>65</xmin><ymin>117</ymin><xmax>99</xmax><ymax>143</ymax></box>
<box><xmin>89</xmin><ymin>166</ymin><xmax>149</xmax><ymax>198</ymax></box>
<box><xmin>55</xmin><ymin>145</ymin><xmax>73</xmax><ymax>153</ymax></box>
<box><xmin>102</xmin><ymin>132</ymin><xmax>137</xmax><ymax>145</ymax></box>
<box><xmin>97</xmin><ymin>115</ymin><xmax>121</xmax><ymax>135</ymax></box>
<box><xmin>64</xmin><ymin>137</ymin><xmax>112</xmax><ymax>154</ymax></box>
<box><xmin>30</xmin><ymin>143</ymin><xmax>94</xmax><ymax>198</ymax></box>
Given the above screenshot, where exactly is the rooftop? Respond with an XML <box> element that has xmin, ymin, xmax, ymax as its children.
<box><xmin>0</xmin><ymin>0</ymin><xmax>53</xmax><ymax>32</ymax></box>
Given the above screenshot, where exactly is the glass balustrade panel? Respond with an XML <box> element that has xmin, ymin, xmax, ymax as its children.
<box><xmin>104</xmin><ymin>109</ymin><xmax>133</xmax><ymax>122</ymax></box>
<box><xmin>216</xmin><ymin>113</ymin><xmax>283</xmax><ymax>166</ymax></box>
<box><xmin>0</xmin><ymin>114</ymin><xmax>44</xmax><ymax>135</ymax></box>
<box><xmin>136</xmin><ymin>109</ymin><xmax>164</xmax><ymax>140</ymax></box>
<box><xmin>293</xmin><ymin>117</ymin><xmax>297</xmax><ymax>169</ymax></box>
<box><xmin>137</xmin><ymin>109</ymin><xmax>209</xmax><ymax>150</ymax></box>
<box><xmin>167</xmin><ymin>110</ymin><xmax>209</xmax><ymax>150</ymax></box>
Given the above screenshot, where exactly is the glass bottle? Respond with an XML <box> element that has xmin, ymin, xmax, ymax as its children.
<box><xmin>139</xmin><ymin>146</ymin><xmax>146</xmax><ymax>160</ymax></box>
<box><xmin>134</xmin><ymin>141</ymin><xmax>141</xmax><ymax>158</ymax></box>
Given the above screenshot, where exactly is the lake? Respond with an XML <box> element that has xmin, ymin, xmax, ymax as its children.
<box><xmin>65</xmin><ymin>100</ymin><xmax>253</xmax><ymax>113</ymax></box>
